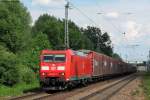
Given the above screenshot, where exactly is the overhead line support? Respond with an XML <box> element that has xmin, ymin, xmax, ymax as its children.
<box><xmin>65</xmin><ymin>1</ymin><xmax>69</xmax><ymax>49</ymax></box>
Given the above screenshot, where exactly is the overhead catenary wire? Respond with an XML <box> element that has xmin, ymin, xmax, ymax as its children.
<box><xmin>69</xmin><ymin>1</ymin><xmax>121</xmax><ymax>34</ymax></box>
<box><xmin>94</xmin><ymin>3</ymin><xmax>123</xmax><ymax>34</ymax></box>
<box><xmin>69</xmin><ymin>2</ymin><xmax>102</xmax><ymax>28</ymax></box>
<box><xmin>97</xmin><ymin>14</ymin><xmax>124</xmax><ymax>36</ymax></box>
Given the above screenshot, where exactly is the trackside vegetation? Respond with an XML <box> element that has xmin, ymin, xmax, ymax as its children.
<box><xmin>0</xmin><ymin>0</ymin><xmax>121</xmax><ymax>96</ymax></box>
<box><xmin>0</xmin><ymin>81</ymin><xmax>39</xmax><ymax>96</ymax></box>
<box><xmin>142</xmin><ymin>72</ymin><xmax>150</xmax><ymax>100</ymax></box>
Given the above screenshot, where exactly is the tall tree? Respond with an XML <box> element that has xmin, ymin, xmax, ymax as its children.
<box><xmin>0</xmin><ymin>0</ymin><xmax>31</xmax><ymax>53</ymax></box>
<box><xmin>101</xmin><ymin>32</ymin><xmax>113</xmax><ymax>56</ymax></box>
<box><xmin>83</xmin><ymin>26</ymin><xmax>102</xmax><ymax>50</ymax></box>
<box><xmin>68</xmin><ymin>20</ymin><xmax>86</xmax><ymax>50</ymax></box>
<box><xmin>112</xmin><ymin>53</ymin><xmax>122</xmax><ymax>60</ymax></box>
<box><xmin>83</xmin><ymin>26</ymin><xmax>113</xmax><ymax>56</ymax></box>
<box><xmin>32</xmin><ymin>14</ymin><xmax>64</xmax><ymax>49</ymax></box>
<box><xmin>0</xmin><ymin>45</ymin><xmax>20</xmax><ymax>86</ymax></box>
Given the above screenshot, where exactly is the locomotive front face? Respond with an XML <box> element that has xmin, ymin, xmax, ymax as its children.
<box><xmin>39</xmin><ymin>52</ymin><xmax>68</xmax><ymax>90</ymax></box>
<box><xmin>40</xmin><ymin>54</ymin><xmax>66</xmax><ymax>79</ymax></box>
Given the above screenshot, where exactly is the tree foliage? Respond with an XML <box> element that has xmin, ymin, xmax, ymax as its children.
<box><xmin>0</xmin><ymin>46</ymin><xmax>20</xmax><ymax>86</ymax></box>
<box><xmin>112</xmin><ymin>53</ymin><xmax>122</xmax><ymax>60</ymax></box>
<box><xmin>68</xmin><ymin>20</ymin><xmax>86</xmax><ymax>50</ymax></box>
<box><xmin>83</xmin><ymin>26</ymin><xmax>113</xmax><ymax>56</ymax></box>
<box><xmin>0</xmin><ymin>0</ymin><xmax>33</xmax><ymax>86</ymax></box>
<box><xmin>32</xmin><ymin>14</ymin><xmax>63</xmax><ymax>49</ymax></box>
<box><xmin>0</xmin><ymin>0</ymin><xmax>31</xmax><ymax>53</ymax></box>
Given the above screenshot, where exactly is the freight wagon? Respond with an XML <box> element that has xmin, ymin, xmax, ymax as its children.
<box><xmin>39</xmin><ymin>49</ymin><xmax>136</xmax><ymax>90</ymax></box>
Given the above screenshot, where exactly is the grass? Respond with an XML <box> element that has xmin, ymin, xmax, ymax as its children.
<box><xmin>131</xmin><ymin>89</ymin><xmax>140</xmax><ymax>96</ymax></box>
<box><xmin>0</xmin><ymin>81</ymin><xmax>39</xmax><ymax>97</ymax></box>
<box><xmin>142</xmin><ymin>72</ymin><xmax>150</xmax><ymax>100</ymax></box>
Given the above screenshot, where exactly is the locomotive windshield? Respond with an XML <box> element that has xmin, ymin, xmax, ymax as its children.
<box><xmin>43</xmin><ymin>54</ymin><xmax>66</xmax><ymax>62</ymax></box>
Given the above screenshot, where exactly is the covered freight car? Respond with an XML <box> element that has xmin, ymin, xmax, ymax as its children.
<box><xmin>79</xmin><ymin>50</ymin><xmax>136</xmax><ymax>78</ymax></box>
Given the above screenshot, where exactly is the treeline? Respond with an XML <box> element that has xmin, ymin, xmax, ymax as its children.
<box><xmin>0</xmin><ymin>0</ymin><xmax>121</xmax><ymax>86</ymax></box>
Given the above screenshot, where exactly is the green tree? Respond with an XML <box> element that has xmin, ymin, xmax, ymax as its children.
<box><xmin>83</xmin><ymin>26</ymin><xmax>113</xmax><ymax>56</ymax></box>
<box><xmin>0</xmin><ymin>0</ymin><xmax>37</xmax><ymax>86</ymax></box>
<box><xmin>101</xmin><ymin>32</ymin><xmax>113</xmax><ymax>56</ymax></box>
<box><xmin>68</xmin><ymin>20</ymin><xmax>86</xmax><ymax>50</ymax></box>
<box><xmin>0</xmin><ymin>45</ymin><xmax>20</xmax><ymax>86</ymax></box>
<box><xmin>83</xmin><ymin>26</ymin><xmax>102</xmax><ymax>50</ymax></box>
<box><xmin>0</xmin><ymin>0</ymin><xmax>31</xmax><ymax>53</ymax></box>
<box><xmin>79</xmin><ymin>34</ymin><xmax>94</xmax><ymax>50</ymax></box>
<box><xmin>112</xmin><ymin>53</ymin><xmax>122</xmax><ymax>60</ymax></box>
<box><xmin>32</xmin><ymin>14</ymin><xmax>64</xmax><ymax>49</ymax></box>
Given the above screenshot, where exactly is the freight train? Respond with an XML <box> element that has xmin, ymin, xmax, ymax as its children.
<box><xmin>39</xmin><ymin>49</ymin><xmax>136</xmax><ymax>90</ymax></box>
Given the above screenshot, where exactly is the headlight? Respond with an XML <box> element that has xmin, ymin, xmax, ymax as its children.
<box><xmin>41</xmin><ymin>66</ymin><xmax>49</xmax><ymax>70</ymax></box>
<box><xmin>57</xmin><ymin>66</ymin><xmax>65</xmax><ymax>70</ymax></box>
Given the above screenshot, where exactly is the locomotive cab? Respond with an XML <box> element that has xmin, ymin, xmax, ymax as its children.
<box><xmin>39</xmin><ymin>49</ymin><xmax>72</xmax><ymax>90</ymax></box>
<box><xmin>40</xmin><ymin>54</ymin><xmax>66</xmax><ymax>78</ymax></box>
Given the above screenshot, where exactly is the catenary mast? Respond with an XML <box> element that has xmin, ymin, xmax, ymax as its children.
<box><xmin>65</xmin><ymin>1</ymin><xmax>70</xmax><ymax>49</ymax></box>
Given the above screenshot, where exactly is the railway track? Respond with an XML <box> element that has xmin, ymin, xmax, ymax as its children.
<box><xmin>8</xmin><ymin>74</ymin><xmax>137</xmax><ymax>100</ymax></box>
<box><xmin>80</xmin><ymin>74</ymin><xmax>136</xmax><ymax>100</ymax></box>
<box><xmin>66</xmin><ymin>73</ymin><xmax>137</xmax><ymax>100</ymax></box>
<box><xmin>8</xmin><ymin>92</ymin><xmax>52</xmax><ymax>100</ymax></box>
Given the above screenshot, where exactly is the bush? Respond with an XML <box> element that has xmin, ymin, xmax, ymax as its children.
<box><xmin>18</xmin><ymin>64</ymin><xmax>36</xmax><ymax>84</ymax></box>
<box><xmin>0</xmin><ymin>45</ymin><xmax>39</xmax><ymax>86</ymax></box>
<box><xmin>0</xmin><ymin>46</ymin><xmax>20</xmax><ymax>86</ymax></box>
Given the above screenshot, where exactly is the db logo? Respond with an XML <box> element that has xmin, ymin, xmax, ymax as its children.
<box><xmin>51</xmin><ymin>64</ymin><xmax>56</xmax><ymax>70</ymax></box>
<box><xmin>52</xmin><ymin>64</ymin><xmax>56</xmax><ymax>67</ymax></box>
<box><xmin>51</xmin><ymin>67</ymin><xmax>56</xmax><ymax>70</ymax></box>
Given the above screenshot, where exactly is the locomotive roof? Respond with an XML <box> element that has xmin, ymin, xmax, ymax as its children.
<box><xmin>41</xmin><ymin>49</ymin><xmax>125</xmax><ymax>63</ymax></box>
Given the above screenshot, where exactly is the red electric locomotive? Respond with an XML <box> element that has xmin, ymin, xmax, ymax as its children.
<box><xmin>40</xmin><ymin>49</ymin><xmax>92</xmax><ymax>90</ymax></box>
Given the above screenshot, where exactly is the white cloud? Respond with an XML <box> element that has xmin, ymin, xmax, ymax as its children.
<box><xmin>105</xmin><ymin>12</ymin><xmax>119</xmax><ymax>18</ymax></box>
<box><xmin>32</xmin><ymin>0</ymin><xmax>50</xmax><ymax>5</ymax></box>
<box><xmin>125</xmin><ymin>21</ymin><xmax>142</xmax><ymax>41</ymax></box>
<box><xmin>142</xmin><ymin>24</ymin><xmax>150</xmax><ymax>34</ymax></box>
<box><xmin>32</xmin><ymin>0</ymin><xmax>65</xmax><ymax>6</ymax></box>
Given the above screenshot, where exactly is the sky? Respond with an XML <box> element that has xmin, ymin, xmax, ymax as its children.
<box><xmin>21</xmin><ymin>0</ymin><xmax>150</xmax><ymax>62</ymax></box>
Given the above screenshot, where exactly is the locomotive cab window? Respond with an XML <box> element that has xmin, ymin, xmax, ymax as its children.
<box><xmin>43</xmin><ymin>55</ymin><xmax>54</xmax><ymax>62</ymax></box>
<box><xmin>43</xmin><ymin>54</ymin><xmax>66</xmax><ymax>62</ymax></box>
<box><xmin>55</xmin><ymin>55</ymin><xmax>65</xmax><ymax>62</ymax></box>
